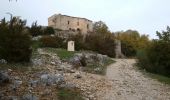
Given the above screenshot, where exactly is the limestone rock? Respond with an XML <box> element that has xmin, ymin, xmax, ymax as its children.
<box><xmin>0</xmin><ymin>59</ymin><xmax>7</xmax><ymax>64</ymax></box>
<box><xmin>22</xmin><ymin>94</ymin><xmax>38</xmax><ymax>100</ymax></box>
<box><xmin>40</xmin><ymin>73</ymin><xmax>64</xmax><ymax>86</ymax></box>
<box><xmin>0</xmin><ymin>71</ymin><xmax>10</xmax><ymax>85</ymax></box>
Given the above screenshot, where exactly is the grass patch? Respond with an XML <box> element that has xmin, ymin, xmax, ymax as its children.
<box><xmin>0</xmin><ymin>63</ymin><xmax>40</xmax><ymax>72</ymax></box>
<box><xmin>136</xmin><ymin>63</ymin><xmax>170</xmax><ymax>85</ymax></box>
<box><xmin>57</xmin><ymin>88</ymin><xmax>84</xmax><ymax>100</ymax></box>
<box><xmin>105</xmin><ymin>58</ymin><xmax>115</xmax><ymax>66</ymax></box>
<box><xmin>31</xmin><ymin>40</ymin><xmax>41</xmax><ymax>51</ymax></box>
<box><xmin>44</xmin><ymin>48</ymin><xmax>77</xmax><ymax>60</ymax></box>
<box><xmin>146</xmin><ymin>72</ymin><xmax>170</xmax><ymax>85</ymax></box>
<box><xmin>83</xmin><ymin>58</ymin><xmax>115</xmax><ymax>75</ymax></box>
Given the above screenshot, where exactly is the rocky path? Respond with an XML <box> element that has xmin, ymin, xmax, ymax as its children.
<box><xmin>101</xmin><ymin>59</ymin><xmax>170</xmax><ymax>100</ymax></box>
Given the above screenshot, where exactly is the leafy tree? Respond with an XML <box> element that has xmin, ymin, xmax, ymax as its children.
<box><xmin>0</xmin><ymin>17</ymin><xmax>32</xmax><ymax>62</ymax></box>
<box><xmin>40</xmin><ymin>36</ymin><xmax>65</xmax><ymax>48</ymax></box>
<box><xmin>137</xmin><ymin>26</ymin><xmax>170</xmax><ymax>77</ymax></box>
<box><xmin>93</xmin><ymin>21</ymin><xmax>109</xmax><ymax>34</ymax></box>
<box><xmin>43</xmin><ymin>26</ymin><xmax>55</xmax><ymax>35</ymax></box>
<box><xmin>68</xmin><ymin>20</ymin><xmax>115</xmax><ymax>57</ymax></box>
<box><xmin>29</xmin><ymin>21</ymin><xmax>43</xmax><ymax>36</ymax></box>
<box><xmin>115</xmin><ymin>30</ymin><xmax>150</xmax><ymax>57</ymax></box>
<box><xmin>156</xmin><ymin>26</ymin><xmax>170</xmax><ymax>42</ymax></box>
<box><xmin>68</xmin><ymin>33</ymin><xmax>86</xmax><ymax>50</ymax></box>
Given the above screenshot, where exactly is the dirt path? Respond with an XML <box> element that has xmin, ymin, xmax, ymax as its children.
<box><xmin>35</xmin><ymin>49</ymin><xmax>170</xmax><ymax>100</ymax></box>
<box><xmin>101</xmin><ymin>59</ymin><xmax>170</xmax><ymax>100</ymax></box>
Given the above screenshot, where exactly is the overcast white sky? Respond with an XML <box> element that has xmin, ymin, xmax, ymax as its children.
<box><xmin>0</xmin><ymin>0</ymin><xmax>170</xmax><ymax>38</ymax></box>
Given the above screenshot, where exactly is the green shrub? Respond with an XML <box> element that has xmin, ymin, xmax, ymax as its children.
<box><xmin>138</xmin><ymin>41</ymin><xmax>170</xmax><ymax>77</ymax></box>
<box><xmin>69</xmin><ymin>33</ymin><xmax>86</xmax><ymax>51</ymax></box>
<box><xmin>29</xmin><ymin>21</ymin><xmax>43</xmax><ymax>36</ymax></box>
<box><xmin>0</xmin><ymin>17</ymin><xmax>32</xmax><ymax>62</ymax></box>
<box><xmin>115</xmin><ymin>30</ymin><xmax>150</xmax><ymax>57</ymax></box>
<box><xmin>69</xmin><ymin>33</ymin><xmax>115</xmax><ymax>57</ymax></box>
<box><xmin>43</xmin><ymin>26</ymin><xmax>55</xmax><ymax>35</ymax></box>
<box><xmin>45</xmin><ymin>48</ymin><xmax>76</xmax><ymax>60</ymax></box>
<box><xmin>137</xmin><ymin>26</ymin><xmax>170</xmax><ymax>77</ymax></box>
<box><xmin>121</xmin><ymin>41</ymin><xmax>136</xmax><ymax>57</ymax></box>
<box><xmin>147</xmin><ymin>41</ymin><xmax>170</xmax><ymax>76</ymax></box>
<box><xmin>40</xmin><ymin>36</ymin><xmax>66</xmax><ymax>48</ymax></box>
<box><xmin>86</xmin><ymin>33</ymin><xmax>116</xmax><ymax>57</ymax></box>
<box><xmin>57</xmin><ymin>88</ymin><xmax>84</xmax><ymax>100</ymax></box>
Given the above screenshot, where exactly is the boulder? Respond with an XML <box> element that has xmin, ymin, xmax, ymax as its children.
<box><xmin>74</xmin><ymin>72</ymin><xmax>82</xmax><ymax>79</ymax></box>
<box><xmin>69</xmin><ymin>55</ymin><xmax>81</xmax><ymax>66</ymax></box>
<box><xmin>69</xmin><ymin>52</ymin><xmax>110</xmax><ymax>68</ymax></box>
<box><xmin>31</xmin><ymin>58</ymin><xmax>43</xmax><ymax>66</ymax></box>
<box><xmin>40</xmin><ymin>73</ymin><xmax>64</xmax><ymax>86</ymax></box>
<box><xmin>29</xmin><ymin>80</ymin><xmax>39</xmax><ymax>87</ymax></box>
<box><xmin>59</xmin><ymin>82</ymin><xmax>77</xmax><ymax>89</ymax></box>
<box><xmin>0</xmin><ymin>71</ymin><xmax>10</xmax><ymax>85</ymax></box>
<box><xmin>13</xmin><ymin>80</ymin><xmax>22</xmax><ymax>88</ymax></box>
<box><xmin>21</xmin><ymin>94</ymin><xmax>38</xmax><ymax>100</ymax></box>
<box><xmin>0</xmin><ymin>59</ymin><xmax>7</xmax><ymax>64</ymax></box>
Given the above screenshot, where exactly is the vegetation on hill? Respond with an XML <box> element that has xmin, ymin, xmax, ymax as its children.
<box><xmin>28</xmin><ymin>21</ymin><xmax>55</xmax><ymax>36</ymax></box>
<box><xmin>137</xmin><ymin>26</ymin><xmax>170</xmax><ymax>77</ymax></box>
<box><xmin>39</xmin><ymin>35</ymin><xmax>66</xmax><ymax>48</ymax></box>
<box><xmin>58</xmin><ymin>88</ymin><xmax>84</xmax><ymax>100</ymax></box>
<box><xmin>69</xmin><ymin>21</ymin><xmax>116</xmax><ymax>57</ymax></box>
<box><xmin>0</xmin><ymin>15</ymin><xmax>169</xmax><ymax>79</ymax></box>
<box><xmin>44</xmin><ymin>48</ymin><xmax>77</xmax><ymax>60</ymax></box>
<box><xmin>0</xmin><ymin>17</ymin><xmax>32</xmax><ymax>62</ymax></box>
<box><xmin>115</xmin><ymin>30</ymin><xmax>150</xmax><ymax>57</ymax></box>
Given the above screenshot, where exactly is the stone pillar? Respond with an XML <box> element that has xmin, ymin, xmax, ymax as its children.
<box><xmin>67</xmin><ymin>41</ymin><xmax>75</xmax><ymax>51</ymax></box>
<box><xmin>115</xmin><ymin>39</ymin><xmax>125</xmax><ymax>58</ymax></box>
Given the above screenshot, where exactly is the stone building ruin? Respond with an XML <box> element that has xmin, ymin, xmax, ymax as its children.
<box><xmin>48</xmin><ymin>14</ymin><xmax>93</xmax><ymax>34</ymax></box>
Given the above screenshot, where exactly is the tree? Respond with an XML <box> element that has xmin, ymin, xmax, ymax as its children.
<box><xmin>0</xmin><ymin>17</ymin><xmax>32</xmax><ymax>62</ymax></box>
<box><xmin>137</xmin><ymin>26</ymin><xmax>170</xmax><ymax>77</ymax></box>
<box><xmin>29</xmin><ymin>21</ymin><xmax>43</xmax><ymax>36</ymax></box>
<box><xmin>156</xmin><ymin>26</ymin><xmax>170</xmax><ymax>42</ymax></box>
<box><xmin>43</xmin><ymin>26</ymin><xmax>55</xmax><ymax>35</ymax></box>
<box><xmin>115</xmin><ymin>30</ymin><xmax>150</xmax><ymax>57</ymax></box>
<box><xmin>93</xmin><ymin>21</ymin><xmax>109</xmax><ymax>34</ymax></box>
<box><xmin>40</xmin><ymin>36</ymin><xmax>65</xmax><ymax>48</ymax></box>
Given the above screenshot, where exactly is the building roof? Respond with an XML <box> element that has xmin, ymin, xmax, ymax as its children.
<box><xmin>53</xmin><ymin>13</ymin><xmax>93</xmax><ymax>22</ymax></box>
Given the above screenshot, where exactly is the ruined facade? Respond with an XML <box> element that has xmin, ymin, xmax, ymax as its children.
<box><xmin>48</xmin><ymin>14</ymin><xmax>93</xmax><ymax>34</ymax></box>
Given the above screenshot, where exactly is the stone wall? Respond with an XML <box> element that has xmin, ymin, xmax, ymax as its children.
<box><xmin>48</xmin><ymin>14</ymin><xmax>93</xmax><ymax>34</ymax></box>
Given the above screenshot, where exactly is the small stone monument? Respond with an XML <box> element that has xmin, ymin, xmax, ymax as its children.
<box><xmin>115</xmin><ymin>39</ymin><xmax>125</xmax><ymax>58</ymax></box>
<box><xmin>67</xmin><ymin>41</ymin><xmax>75</xmax><ymax>51</ymax></box>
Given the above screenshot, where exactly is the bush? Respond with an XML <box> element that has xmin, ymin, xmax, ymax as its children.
<box><xmin>115</xmin><ymin>30</ymin><xmax>150</xmax><ymax>57</ymax></box>
<box><xmin>29</xmin><ymin>21</ymin><xmax>43</xmax><ymax>37</ymax></box>
<box><xmin>121</xmin><ymin>41</ymin><xmax>136</xmax><ymax>57</ymax></box>
<box><xmin>85</xmin><ymin>33</ymin><xmax>115</xmax><ymax>57</ymax></box>
<box><xmin>0</xmin><ymin>17</ymin><xmax>32</xmax><ymax>62</ymax></box>
<box><xmin>69</xmin><ymin>33</ymin><xmax>86</xmax><ymax>51</ymax></box>
<box><xmin>40</xmin><ymin>36</ymin><xmax>66</xmax><ymax>48</ymax></box>
<box><xmin>137</xmin><ymin>26</ymin><xmax>170</xmax><ymax>77</ymax></box>
<box><xmin>29</xmin><ymin>22</ymin><xmax>55</xmax><ymax>36</ymax></box>
<box><xmin>138</xmin><ymin>41</ymin><xmax>170</xmax><ymax>77</ymax></box>
<box><xmin>69</xmin><ymin>33</ymin><xmax>115</xmax><ymax>57</ymax></box>
<box><xmin>58</xmin><ymin>88</ymin><xmax>84</xmax><ymax>100</ymax></box>
<box><xmin>148</xmin><ymin>41</ymin><xmax>170</xmax><ymax>76</ymax></box>
<box><xmin>43</xmin><ymin>26</ymin><xmax>55</xmax><ymax>35</ymax></box>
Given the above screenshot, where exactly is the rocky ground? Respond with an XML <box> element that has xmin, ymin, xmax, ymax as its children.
<box><xmin>102</xmin><ymin>59</ymin><xmax>170</xmax><ymax>100</ymax></box>
<box><xmin>0</xmin><ymin>49</ymin><xmax>170</xmax><ymax>100</ymax></box>
<box><xmin>0</xmin><ymin>48</ymin><xmax>113</xmax><ymax>100</ymax></box>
